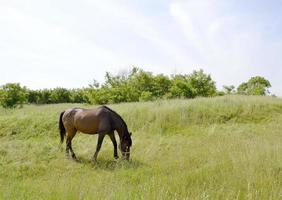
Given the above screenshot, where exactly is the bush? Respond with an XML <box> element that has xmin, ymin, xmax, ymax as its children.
<box><xmin>139</xmin><ymin>91</ymin><xmax>154</xmax><ymax>102</ymax></box>
<box><xmin>50</xmin><ymin>88</ymin><xmax>71</xmax><ymax>103</ymax></box>
<box><xmin>70</xmin><ymin>89</ymin><xmax>88</xmax><ymax>103</ymax></box>
<box><xmin>27</xmin><ymin>90</ymin><xmax>40</xmax><ymax>104</ymax></box>
<box><xmin>86</xmin><ymin>87</ymin><xmax>110</xmax><ymax>105</ymax></box>
<box><xmin>189</xmin><ymin>69</ymin><xmax>217</xmax><ymax>97</ymax></box>
<box><xmin>237</xmin><ymin>76</ymin><xmax>271</xmax><ymax>95</ymax></box>
<box><xmin>167</xmin><ymin>75</ymin><xmax>194</xmax><ymax>98</ymax></box>
<box><xmin>3</xmin><ymin>68</ymin><xmax>271</xmax><ymax>106</ymax></box>
<box><xmin>0</xmin><ymin>83</ymin><xmax>27</xmax><ymax>108</ymax></box>
<box><xmin>84</xmin><ymin>68</ymin><xmax>218</xmax><ymax>104</ymax></box>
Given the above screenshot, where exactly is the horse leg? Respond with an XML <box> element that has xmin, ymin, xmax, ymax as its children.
<box><xmin>66</xmin><ymin>129</ymin><xmax>77</xmax><ymax>160</ymax></box>
<box><xmin>69</xmin><ymin>140</ymin><xmax>77</xmax><ymax>160</ymax></box>
<box><xmin>93</xmin><ymin>132</ymin><xmax>105</xmax><ymax>162</ymax></box>
<box><xmin>109</xmin><ymin>132</ymin><xmax>119</xmax><ymax>159</ymax></box>
<box><xmin>66</xmin><ymin>138</ymin><xmax>70</xmax><ymax>157</ymax></box>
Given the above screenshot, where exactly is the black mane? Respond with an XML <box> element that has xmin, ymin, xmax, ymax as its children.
<box><xmin>101</xmin><ymin>105</ymin><xmax>129</xmax><ymax>133</ymax></box>
<box><xmin>101</xmin><ymin>106</ymin><xmax>131</xmax><ymax>146</ymax></box>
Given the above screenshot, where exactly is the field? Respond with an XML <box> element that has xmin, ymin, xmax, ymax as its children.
<box><xmin>0</xmin><ymin>95</ymin><xmax>281</xmax><ymax>199</ymax></box>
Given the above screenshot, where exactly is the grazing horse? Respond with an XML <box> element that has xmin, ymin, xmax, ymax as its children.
<box><xmin>59</xmin><ymin>106</ymin><xmax>132</xmax><ymax>161</ymax></box>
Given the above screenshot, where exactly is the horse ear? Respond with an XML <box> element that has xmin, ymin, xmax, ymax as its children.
<box><xmin>130</xmin><ymin>132</ymin><xmax>132</xmax><ymax>136</ymax></box>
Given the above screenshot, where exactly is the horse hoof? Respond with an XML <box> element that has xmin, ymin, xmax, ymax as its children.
<box><xmin>71</xmin><ymin>154</ymin><xmax>77</xmax><ymax>160</ymax></box>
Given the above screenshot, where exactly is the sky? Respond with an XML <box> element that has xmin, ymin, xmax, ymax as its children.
<box><xmin>1</xmin><ymin>0</ymin><xmax>282</xmax><ymax>95</ymax></box>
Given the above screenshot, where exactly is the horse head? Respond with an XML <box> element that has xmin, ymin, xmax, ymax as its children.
<box><xmin>121</xmin><ymin>132</ymin><xmax>132</xmax><ymax>160</ymax></box>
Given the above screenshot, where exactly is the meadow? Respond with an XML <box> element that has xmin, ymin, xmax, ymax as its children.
<box><xmin>0</xmin><ymin>95</ymin><xmax>281</xmax><ymax>199</ymax></box>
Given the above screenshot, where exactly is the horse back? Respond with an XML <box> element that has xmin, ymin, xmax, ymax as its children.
<box><xmin>63</xmin><ymin>107</ymin><xmax>113</xmax><ymax>135</ymax></box>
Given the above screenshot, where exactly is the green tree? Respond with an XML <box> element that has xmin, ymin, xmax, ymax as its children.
<box><xmin>237</xmin><ymin>76</ymin><xmax>271</xmax><ymax>95</ymax></box>
<box><xmin>50</xmin><ymin>88</ymin><xmax>71</xmax><ymax>103</ymax></box>
<box><xmin>237</xmin><ymin>82</ymin><xmax>248</xmax><ymax>95</ymax></box>
<box><xmin>139</xmin><ymin>91</ymin><xmax>154</xmax><ymax>102</ymax></box>
<box><xmin>128</xmin><ymin>69</ymin><xmax>172</xmax><ymax>100</ymax></box>
<box><xmin>223</xmin><ymin>85</ymin><xmax>235</xmax><ymax>94</ymax></box>
<box><xmin>188</xmin><ymin>69</ymin><xmax>217</xmax><ymax>97</ymax></box>
<box><xmin>0</xmin><ymin>83</ymin><xmax>27</xmax><ymax>108</ymax></box>
<box><xmin>37</xmin><ymin>89</ymin><xmax>52</xmax><ymax>104</ymax></box>
<box><xmin>103</xmin><ymin>71</ymin><xmax>134</xmax><ymax>103</ymax></box>
<box><xmin>27</xmin><ymin>90</ymin><xmax>40</xmax><ymax>104</ymax></box>
<box><xmin>151</xmin><ymin>74</ymin><xmax>171</xmax><ymax>98</ymax></box>
<box><xmin>70</xmin><ymin>89</ymin><xmax>88</xmax><ymax>103</ymax></box>
<box><xmin>85</xmin><ymin>67</ymin><xmax>218</xmax><ymax>104</ymax></box>
<box><xmin>167</xmin><ymin>75</ymin><xmax>193</xmax><ymax>98</ymax></box>
<box><xmin>85</xmin><ymin>86</ymin><xmax>110</xmax><ymax>105</ymax></box>
<box><xmin>129</xmin><ymin>69</ymin><xmax>155</xmax><ymax>96</ymax></box>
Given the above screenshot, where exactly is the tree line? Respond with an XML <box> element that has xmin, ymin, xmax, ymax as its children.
<box><xmin>0</xmin><ymin>67</ymin><xmax>272</xmax><ymax>108</ymax></box>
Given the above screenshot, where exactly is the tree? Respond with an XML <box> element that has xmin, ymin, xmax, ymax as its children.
<box><xmin>50</xmin><ymin>88</ymin><xmax>71</xmax><ymax>103</ymax></box>
<box><xmin>0</xmin><ymin>83</ymin><xmax>27</xmax><ymax>108</ymax></box>
<box><xmin>167</xmin><ymin>75</ymin><xmax>193</xmax><ymax>99</ymax></box>
<box><xmin>188</xmin><ymin>69</ymin><xmax>217</xmax><ymax>97</ymax></box>
<box><xmin>223</xmin><ymin>85</ymin><xmax>235</xmax><ymax>94</ymax></box>
<box><xmin>139</xmin><ymin>91</ymin><xmax>154</xmax><ymax>102</ymax></box>
<box><xmin>27</xmin><ymin>90</ymin><xmax>40</xmax><ymax>104</ymax></box>
<box><xmin>70</xmin><ymin>89</ymin><xmax>88</xmax><ymax>103</ymax></box>
<box><xmin>237</xmin><ymin>82</ymin><xmax>248</xmax><ymax>95</ymax></box>
<box><xmin>237</xmin><ymin>76</ymin><xmax>271</xmax><ymax>95</ymax></box>
<box><xmin>86</xmin><ymin>87</ymin><xmax>111</xmax><ymax>105</ymax></box>
<box><xmin>151</xmin><ymin>74</ymin><xmax>171</xmax><ymax>98</ymax></box>
<box><xmin>37</xmin><ymin>89</ymin><xmax>52</xmax><ymax>104</ymax></box>
<box><xmin>129</xmin><ymin>69</ymin><xmax>155</xmax><ymax>96</ymax></box>
<box><xmin>103</xmin><ymin>70</ymin><xmax>138</xmax><ymax>103</ymax></box>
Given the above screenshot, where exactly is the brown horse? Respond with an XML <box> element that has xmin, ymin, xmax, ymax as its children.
<box><xmin>59</xmin><ymin>106</ymin><xmax>132</xmax><ymax>161</ymax></box>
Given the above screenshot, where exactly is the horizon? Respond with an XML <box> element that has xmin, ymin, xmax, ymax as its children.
<box><xmin>1</xmin><ymin>0</ymin><xmax>282</xmax><ymax>96</ymax></box>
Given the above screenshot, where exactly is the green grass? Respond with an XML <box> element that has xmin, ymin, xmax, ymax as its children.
<box><xmin>0</xmin><ymin>95</ymin><xmax>281</xmax><ymax>199</ymax></box>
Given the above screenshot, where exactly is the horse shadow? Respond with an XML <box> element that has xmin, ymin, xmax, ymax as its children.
<box><xmin>74</xmin><ymin>156</ymin><xmax>146</xmax><ymax>171</ymax></box>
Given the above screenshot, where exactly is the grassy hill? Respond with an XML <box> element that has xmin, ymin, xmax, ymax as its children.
<box><xmin>0</xmin><ymin>95</ymin><xmax>281</xmax><ymax>199</ymax></box>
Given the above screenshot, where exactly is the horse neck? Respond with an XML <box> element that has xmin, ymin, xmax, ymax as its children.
<box><xmin>111</xmin><ymin>112</ymin><xmax>128</xmax><ymax>140</ymax></box>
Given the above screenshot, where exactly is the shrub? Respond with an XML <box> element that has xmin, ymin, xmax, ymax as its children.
<box><xmin>139</xmin><ymin>91</ymin><xmax>154</xmax><ymax>102</ymax></box>
<box><xmin>237</xmin><ymin>76</ymin><xmax>271</xmax><ymax>95</ymax></box>
<box><xmin>0</xmin><ymin>83</ymin><xmax>27</xmax><ymax>108</ymax></box>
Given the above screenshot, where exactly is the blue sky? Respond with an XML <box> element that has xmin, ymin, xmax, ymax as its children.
<box><xmin>1</xmin><ymin>0</ymin><xmax>281</xmax><ymax>95</ymax></box>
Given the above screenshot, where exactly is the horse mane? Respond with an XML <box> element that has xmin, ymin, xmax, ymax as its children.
<box><xmin>101</xmin><ymin>105</ymin><xmax>129</xmax><ymax>133</ymax></box>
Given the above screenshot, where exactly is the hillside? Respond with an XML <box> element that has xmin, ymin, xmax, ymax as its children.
<box><xmin>0</xmin><ymin>95</ymin><xmax>281</xmax><ymax>199</ymax></box>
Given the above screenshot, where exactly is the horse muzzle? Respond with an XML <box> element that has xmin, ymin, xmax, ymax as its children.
<box><xmin>122</xmin><ymin>151</ymin><xmax>130</xmax><ymax>160</ymax></box>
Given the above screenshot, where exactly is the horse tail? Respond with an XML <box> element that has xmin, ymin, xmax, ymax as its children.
<box><xmin>59</xmin><ymin>111</ymin><xmax>66</xmax><ymax>144</ymax></box>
